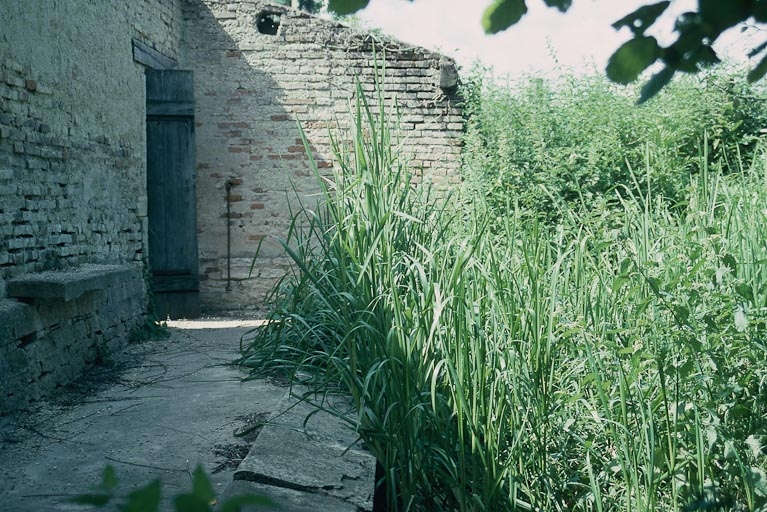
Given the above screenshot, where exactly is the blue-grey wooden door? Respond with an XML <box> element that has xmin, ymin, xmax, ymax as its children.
<box><xmin>146</xmin><ymin>69</ymin><xmax>200</xmax><ymax>319</ymax></box>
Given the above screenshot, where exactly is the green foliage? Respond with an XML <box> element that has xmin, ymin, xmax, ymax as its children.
<box><xmin>71</xmin><ymin>465</ymin><xmax>273</xmax><ymax>512</ymax></box>
<box><xmin>328</xmin><ymin>0</ymin><xmax>369</xmax><ymax>16</ymax></box>
<box><xmin>240</xmin><ymin>74</ymin><xmax>767</xmax><ymax>511</ymax></box>
<box><xmin>606</xmin><ymin>36</ymin><xmax>662</xmax><ymax>85</ymax></box>
<box><xmin>298</xmin><ymin>0</ymin><xmax>324</xmax><ymax>13</ymax></box>
<box><xmin>461</xmin><ymin>67</ymin><xmax>767</xmax><ymax>225</ymax></box>
<box><xmin>482</xmin><ymin>0</ymin><xmax>527</xmax><ymax>34</ymax></box>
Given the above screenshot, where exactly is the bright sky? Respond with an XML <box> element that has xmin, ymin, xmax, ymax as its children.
<box><xmin>355</xmin><ymin>0</ymin><xmax>760</xmax><ymax>79</ymax></box>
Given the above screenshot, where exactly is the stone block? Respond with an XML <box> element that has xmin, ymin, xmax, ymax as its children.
<box><xmin>7</xmin><ymin>264</ymin><xmax>136</xmax><ymax>301</ymax></box>
<box><xmin>234</xmin><ymin>394</ymin><xmax>375</xmax><ymax>511</ymax></box>
<box><xmin>0</xmin><ymin>299</ymin><xmax>42</xmax><ymax>345</ymax></box>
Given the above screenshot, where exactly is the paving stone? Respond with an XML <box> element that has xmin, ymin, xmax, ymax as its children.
<box><xmin>235</xmin><ymin>393</ymin><xmax>375</xmax><ymax>511</ymax></box>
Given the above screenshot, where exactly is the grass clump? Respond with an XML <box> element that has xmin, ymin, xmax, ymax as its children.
<box><xmin>241</xmin><ymin>75</ymin><xmax>767</xmax><ymax>511</ymax></box>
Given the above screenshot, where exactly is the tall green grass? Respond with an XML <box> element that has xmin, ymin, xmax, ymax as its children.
<box><xmin>241</xmin><ymin>78</ymin><xmax>767</xmax><ymax>511</ymax></box>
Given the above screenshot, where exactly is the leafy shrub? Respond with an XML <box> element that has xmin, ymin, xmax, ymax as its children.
<box><xmin>461</xmin><ymin>66</ymin><xmax>767</xmax><ymax>223</ymax></box>
<box><xmin>70</xmin><ymin>465</ymin><xmax>273</xmax><ymax>512</ymax></box>
<box><xmin>241</xmin><ymin>76</ymin><xmax>767</xmax><ymax>511</ymax></box>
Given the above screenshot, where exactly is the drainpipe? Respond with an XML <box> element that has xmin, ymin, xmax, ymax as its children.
<box><xmin>225</xmin><ymin>179</ymin><xmax>232</xmax><ymax>292</ymax></box>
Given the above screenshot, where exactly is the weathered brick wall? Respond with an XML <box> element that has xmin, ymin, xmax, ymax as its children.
<box><xmin>0</xmin><ymin>265</ymin><xmax>146</xmax><ymax>415</ymax></box>
<box><xmin>182</xmin><ymin>0</ymin><xmax>463</xmax><ymax>311</ymax></box>
<box><xmin>0</xmin><ymin>0</ymin><xmax>182</xmax><ymax>413</ymax></box>
<box><xmin>0</xmin><ymin>0</ymin><xmax>182</xmax><ymax>289</ymax></box>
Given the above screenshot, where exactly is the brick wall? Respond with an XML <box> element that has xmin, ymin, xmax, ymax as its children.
<box><xmin>0</xmin><ymin>0</ymin><xmax>182</xmax><ymax>413</ymax></box>
<box><xmin>182</xmin><ymin>0</ymin><xmax>464</xmax><ymax>312</ymax></box>
<box><xmin>0</xmin><ymin>0</ymin><xmax>182</xmax><ymax>287</ymax></box>
<box><xmin>0</xmin><ymin>265</ymin><xmax>146</xmax><ymax>415</ymax></box>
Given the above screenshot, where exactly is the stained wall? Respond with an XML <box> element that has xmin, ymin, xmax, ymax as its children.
<box><xmin>182</xmin><ymin>1</ymin><xmax>464</xmax><ymax>311</ymax></box>
<box><xmin>0</xmin><ymin>0</ymin><xmax>183</xmax><ymax>413</ymax></box>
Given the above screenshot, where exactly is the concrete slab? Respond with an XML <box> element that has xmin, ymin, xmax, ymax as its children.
<box><xmin>218</xmin><ymin>480</ymin><xmax>360</xmax><ymax>512</ymax></box>
<box><xmin>0</xmin><ymin>319</ymin><xmax>286</xmax><ymax>512</ymax></box>
<box><xmin>234</xmin><ymin>393</ymin><xmax>376</xmax><ymax>511</ymax></box>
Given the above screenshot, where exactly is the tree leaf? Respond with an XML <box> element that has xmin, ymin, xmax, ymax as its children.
<box><xmin>542</xmin><ymin>0</ymin><xmax>572</xmax><ymax>13</ymax></box>
<box><xmin>735</xmin><ymin>283</ymin><xmax>755</xmax><ymax>303</ymax></box>
<box><xmin>612</xmin><ymin>1</ymin><xmax>670</xmax><ymax>36</ymax></box>
<box><xmin>722</xmin><ymin>253</ymin><xmax>737</xmax><ymax>271</ymax></box>
<box><xmin>747</xmin><ymin>466</ymin><xmax>767</xmax><ymax>497</ymax></box>
<box><xmin>327</xmin><ymin>0</ymin><xmax>369</xmax><ymax>16</ymax></box>
<box><xmin>482</xmin><ymin>0</ymin><xmax>528</xmax><ymax>34</ymax></box>
<box><xmin>607</xmin><ymin>36</ymin><xmax>661</xmax><ymax>84</ymax></box>
<box><xmin>748</xmin><ymin>51</ymin><xmax>767</xmax><ymax>83</ymax></box>
<box><xmin>700</xmin><ymin>0</ymin><xmax>751</xmax><ymax>33</ymax></box>
<box><xmin>638</xmin><ymin>66</ymin><xmax>674</xmax><ymax>103</ymax></box>
<box><xmin>123</xmin><ymin>480</ymin><xmax>161</xmax><ymax>512</ymax></box>
<box><xmin>746</xmin><ymin>435</ymin><xmax>763</xmax><ymax>459</ymax></box>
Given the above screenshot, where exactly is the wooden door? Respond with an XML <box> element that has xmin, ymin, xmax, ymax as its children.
<box><xmin>146</xmin><ymin>70</ymin><xmax>200</xmax><ymax>319</ymax></box>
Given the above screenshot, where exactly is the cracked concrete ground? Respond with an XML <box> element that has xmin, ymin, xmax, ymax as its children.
<box><xmin>0</xmin><ymin>319</ymin><xmax>287</xmax><ymax>511</ymax></box>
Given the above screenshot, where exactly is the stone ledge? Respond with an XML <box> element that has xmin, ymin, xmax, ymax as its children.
<box><xmin>7</xmin><ymin>264</ymin><xmax>135</xmax><ymax>302</ymax></box>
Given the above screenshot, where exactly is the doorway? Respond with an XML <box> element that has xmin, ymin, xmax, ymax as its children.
<box><xmin>146</xmin><ymin>70</ymin><xmax>200</xmax><ymax>319</ymax></box>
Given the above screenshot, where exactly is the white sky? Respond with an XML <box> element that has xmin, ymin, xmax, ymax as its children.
<box><xmin>354</xmin><ymin>0</ymin><xmax>760</xmax><ymax>79</ymax></box>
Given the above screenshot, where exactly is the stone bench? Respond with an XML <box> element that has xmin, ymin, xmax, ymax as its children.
<box><xmin>7</xmin><ymin>264</ymin><xmax>134</xmax><ymax>302</ymax></box>
<box><xmin>0</xmin><ymin>264</ymin><xmax>146</xmax><ymax>415</ymax></box>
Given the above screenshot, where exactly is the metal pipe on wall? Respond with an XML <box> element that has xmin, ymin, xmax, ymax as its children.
<box><xmin>225</xmin><ymin>179</ymin><xmax>232</xmax><ymax>292</ymax></box>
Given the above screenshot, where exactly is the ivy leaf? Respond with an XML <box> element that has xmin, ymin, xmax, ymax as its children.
<box><xmin>638</xmin><ymin>66</ymin><xmax>674</xmax><ymax>103</ymax></box>
<box><xmin>613</xmin><ymin>2</ymin><xmax>670</xmax><ymax>36</ymax></box>
<box><xmin>483</xmin><ymin>0</ymin><xmax>528</xmax><ymax>34</ymax></box>
<box><xmin>542</xmin><ymin>0</ymin><xmax>572</xmax><ymax>13</ymax></box>
<box><xmin>327</xmin><ymin>0</ymin><xmax>369</xmax><ymax>16</ymax></box>
<box><xmin>607</xmin><ymin>36</ymin><xmax>661</xmax><ymax>84</ymax></box>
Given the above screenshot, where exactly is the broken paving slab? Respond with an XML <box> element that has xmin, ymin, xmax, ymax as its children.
<box><xmin>218</xmin><ymin>480</ymin><xmax>360</xmax><ymax>512</ymax></box>
<box><xmin>233</xmin><ymin>392</ymin><xmax>375</xmax><ymax>511</ymax></box>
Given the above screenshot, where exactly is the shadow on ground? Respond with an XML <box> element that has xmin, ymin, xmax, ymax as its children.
<box><xmin>0</xmin><ymin>319</ymin><xmax>285</xmax><ymax>512</ymax></box>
